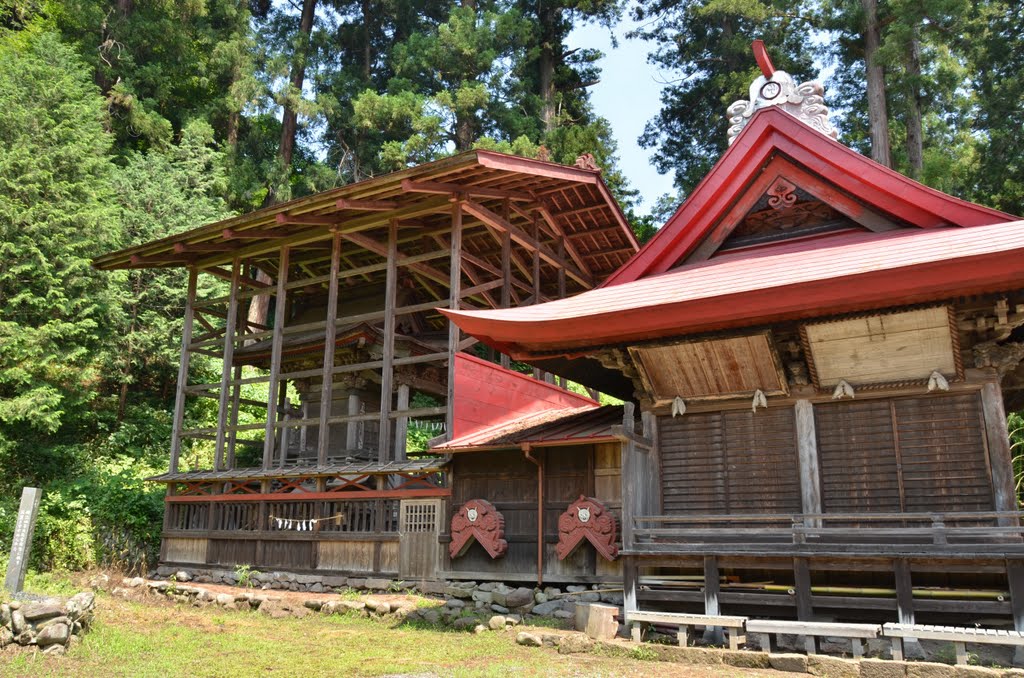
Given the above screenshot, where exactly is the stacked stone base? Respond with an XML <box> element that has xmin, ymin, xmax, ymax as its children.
<box><xmin>0</xmin><ymin>592</ymin><xmax>96</xmax><ymax>656</ymax></box>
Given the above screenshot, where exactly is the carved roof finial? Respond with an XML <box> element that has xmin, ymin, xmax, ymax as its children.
<box><xmin>574</xmin><ymin>153</ymin><xmax>600</xmax><ymax>171</ymax></box>
<box><xmin>726</xmin><ymin>41</ymin><xmax>838</xmax><ymax>145</ymax></box>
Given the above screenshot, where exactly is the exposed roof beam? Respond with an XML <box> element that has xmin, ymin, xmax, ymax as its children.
<box><xmin>537</xmin><ymin>205</ymin><xmax>593</xmax><ymax>279</ymax></box>
<box><xmin>173</xmin><ymin>242</ymin><xmax>238</xmax><ymax>254</ymax></box>
<box><xmin>336</xmin><ymin>198</ymin><xmax>399</xmax><ymax>211</ymax></box>
<box><xmin>461</xmin><ymin>200</ymin><xmax>593</xmax><ymax>288</ymax></box>
<box><xmin>401</xmin><ymin>178</ymin><xmax>534</xmax><ymax>202</ymax></box>
<box><xmin>203</xmin><ymin>266</ymin><xmax>273</xmax><ymax>289</ymax></box>
<box><xmin>223</xmin><ymin>228</ymin><xmax>291</xmax><ymax>240</ymax></box>
<box><xmin>342</xmin><ymin>232</ymin><xmax>451</xmax><ymax>288</ymax></box>
<box><xmin>275</xmin><ymin>213</ymin><xmax>339</xmax><ymax>227</ymax></box>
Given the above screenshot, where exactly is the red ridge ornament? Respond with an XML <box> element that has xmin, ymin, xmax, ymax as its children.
<box><xmin>449</xmin><ymin>499</ymin><xmax>508</xmax><ymax>559</ymax></box>
<box><xmin>555</xmin><ymin>495</ymin><xmax>619</xmax><ymax>561</ymax></box>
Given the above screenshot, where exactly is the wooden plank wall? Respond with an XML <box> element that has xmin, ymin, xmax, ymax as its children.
<box><xmin>444</xmin><ymin>444</ymin><xmax>622</xmax><ymax>580</ymax></box>
<box><xmin>165</xmin><ymin>537</ymin><xmax>208</xmax><ymax>564</ymax></box>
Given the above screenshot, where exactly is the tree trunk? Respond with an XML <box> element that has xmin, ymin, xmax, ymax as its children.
<box><xmin>904</xmin><ymin>28</ymin><xmax>924</xmax><ymax>179</ymax></box>
<box><xmin>362</xmin><ymin>0</ymin><xmax>372</xmax><ymax>81</ymax></box>
<box><xmin>538</xmin><ymin>3</ymin><xmax>559</xmax><ymax>135</ymax></box>
<box><xmin>862</xmin><ymin>0</ymin><xmax>892</xmax><ymax>167</ymax></box>
<box><xmin>278</xmin><ymin>0</ymin><xmax>318</xmax><ymax>171</ymax></box>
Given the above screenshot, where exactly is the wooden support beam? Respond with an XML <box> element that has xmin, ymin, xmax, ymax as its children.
<box><xmin>894</xmin><ymin>559</ymin><xmax>924</xmax><ymax>659</ymax></box>
<box><xmin>214</xmin><ymin>259</ymin><xmax>241</xmax><ymax>471</ymax></box>
<box><xmin>395</xmin><ymin>383</ymin><xmax>410</xmax><ymax>462</ymax></box>
<box><xmin>793</xmin><ymin>557</ymin><xmax>816</xmax><ymax>654</ymax></box>
<box><xmin>226</xmin><ymin>365</ymin><xmax>243</xmax><ymax>469</ymax></box>
<box><xmin>401</xmin><ymin>178</ymin><xmax>533</xmax><ymax>202</ymax></box>
<box><xmin>204</xmin><ymin>265</ymin><xmax>273</xmax><ymax>289</ymax></box>
<box><xmin>345</xmin><ymin>394</ymin><xmax>361</xmax><ymax>451</ymax></box>
<box><xmin>446</xmin><ymin>202</ymin><xmax>463</xmax><ymax>441</ymax></box>
<box><xmin>222</xmin><ymin>228</ymin><xmax>290</xmax><ymax>240</ymax></box>
<box><xmin>336</xmin><ymin>198</ymin><xmax>398</xmax><ymax>211</ymax></box>
<box><xmin>1007</xmin><ymin>560</ymin><xmax>1024</xmax><ymax>665</ymax></box>
<box><xmin>462</xmin><ymin>199</ymin><xmax>593</xmax><ymax>288</ymax></box>
<box><xmin>275</xmin><ymin>212</ymin><xmax>339</xmax><ymax>227</ymax></box>
<box><xmin>537</xmin><ymin>205</ymin><xmax>593</xmax><ymax>280</ymax></box>
<box><xmin>174</xmin><ymin>242</ymin><xmax>237</xmax><ymax>254</ymax></box>
<box><xmin>982</xmin><ymin>381</ymin><xmax>1018</xmax><ymax>523</ymax></box>
<box><xmin>500</xmin><ymin>213</ymin><xmax>512</xmax><ymax>370</ymax></box>
<box><xmin>170</xmin><ymin>268</ymin><xmax>198</xmax><ymax>474</ymax></box>
<box><xmin>343</xmin><ymin>232</ymin><xmax>451</xmax><ymax>288</ymax></box>
<box><xmin>378</xmin><ymin>219</ymin><xmax>399</xmax><ymax>463</ymax></box>
<box><xmin>795</xmin><ymin>400</ymin><xmax>822</xmax><ymax>520</ymax></box>
<box><xmin>263</xmin><ymin>246</ymin><xmax>290</xmax><ymax>470</ymax></box>
<box><xmin>557</xmin><ymin>237</ymin><xmax>567</xmax><ymax>298</ymax></box>
<box><xmin>703</xmin><ymin>556</ymin><xmax>725</xmax><ymax>645</ymax></box>
<box><xmin>317</xmin><ymin>232</ymin><xmax>342</xmax><ymax>464</ymax></box>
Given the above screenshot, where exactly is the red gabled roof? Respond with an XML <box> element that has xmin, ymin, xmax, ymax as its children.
<box><xmin>603</xmin><ymin>107</ymin><xmax>1015</xmax><ymax>286</ymax></box>
<box><xmin>441</xmin><ymin>220</ymin><xmax>1024</xmax><ymax>358</ymax></box>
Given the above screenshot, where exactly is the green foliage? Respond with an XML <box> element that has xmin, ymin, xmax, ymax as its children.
<box><xmin>234</xmin><ymin>563</ymin><xmax>260</xmax><ymax>588</ymax></box>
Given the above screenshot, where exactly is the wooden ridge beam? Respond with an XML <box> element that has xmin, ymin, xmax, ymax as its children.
<box><xmin>462</xmin><ymin>199</ymin><xmax>593</xmax><ymax>288</ymax></box>
<box><xmin>336</xmin><ymin>198</ymin><xmax>399</xmax><ymax>211</ymax></box>
<box><xmin>401</xmin><ymin>178</ymin><xmax>534</xmax><ymax>202</ymax></box>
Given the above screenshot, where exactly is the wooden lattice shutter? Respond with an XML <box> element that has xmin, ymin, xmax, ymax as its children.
<box><xmin>660</xmin><ymin>408</ymin><xmax>800</xmax><ymax>515</ymax></box>
<box><xmin>816</xmin><ymin>400</ymin><xmax>902</xmax><ymax>514</ymax></box>
<box><xmin>894</xmin><ymin>393</ymin><xmax>992</xmax><ymax>513</ymax></box>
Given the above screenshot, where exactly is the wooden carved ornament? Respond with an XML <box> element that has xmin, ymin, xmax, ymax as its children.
<box><xmin>555</xmin><ymin>495</ymin><xmax>619</xmax><ymax>561</ymax></box>
<box><xmin>449</xmin><ymin>499</ymin><xmax>508</xmax><ymax>559</ymax></box>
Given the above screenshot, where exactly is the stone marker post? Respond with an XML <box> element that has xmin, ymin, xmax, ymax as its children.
<box><xmin>4</xmin><ymin>487</ymin><xmax>42</xmax><ymax>593</ymax></box>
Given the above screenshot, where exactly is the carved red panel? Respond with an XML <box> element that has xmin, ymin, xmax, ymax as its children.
<box><xmin>449</xmin><ymin>499</ymin><xmax>508</xmax><ymax>560</ymax></box>
<box><xmin>556</xmin><ymin>495</ymin><xmax>619</xmax><ymax>561</ymax></box>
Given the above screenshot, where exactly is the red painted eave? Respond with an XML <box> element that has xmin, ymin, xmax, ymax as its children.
<box><xmin>441</xmin><ymin>220</ymin><xmax>1024</xmax><ymax>357</ymax></box>
<box><xmin>603</xmin><ymin>107</ymin><xmax>1017</xmax><ymax>287</ymax></box>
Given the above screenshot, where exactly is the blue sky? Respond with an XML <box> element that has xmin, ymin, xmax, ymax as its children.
<box><xmin>566</xmin><ymin>17</ymin><xmax>677</xmax><ymax>217</ymax></box>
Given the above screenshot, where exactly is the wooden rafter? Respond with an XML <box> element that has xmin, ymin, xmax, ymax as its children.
<box><xmin>336</xmin><ymin>198</ymin><xmax>399</xmax><ymax>211</ymax></box>
<box><xmin>401</xmin><ymin>178</ymin><xmax>533</xmax><ymax>202</ymax></box>
<box><xmin>462</xmin><ymin>200</ymin><xmax>593</xmax><ymax>288</ymax></box>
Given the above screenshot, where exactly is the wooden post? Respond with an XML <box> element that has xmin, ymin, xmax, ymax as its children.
<box><xmin>981</xmin><ymin>381</ymin><xmax>1017</xmax><ymax>522</ymax></box>
<box><xmin>703</xmin><ymin>556</ymin><xmax>725</xmax><ymax>645</ymax></box>
<box><xmin>894</xmin><ymin>559</ymin><xmax>924</xmax><ymax>658</ymax></box>
<box><xmin>624</xmin><ymin>558</ymin><xmax>639</xmax><ymax>640</ymax></box>
<box><xmin>395</xmin><ymin>383</ymin><xmax>410</xmax><ymax>461</ymax></box>
<box><xmin>445</xmin><ymin>201</ymin><xmax>463</xmax><ymax>441</ymax></box>
<box><xmin>263</xmin><ymin>246</ymin><xmax>290</xmax><ymax>469</ymax></box>
<box><xmin>317</xmin><ymin>232</ymin><xmax>342</xmax><ymax>464</ymax></box>
<box><xmin>170</xmin><ymin>267</ymin><xmax>198</xmax><ymax>473</ymax></box>
<box><xmin>620</xmin><ymin>403</ymin><xmax>636</xmax><ymax>549</ymax></box>
<box><xmin>795</xmin><ymin>400</ymin><xmax>822</xmax><ymax>523</ymax></box>
<box><xmin>500</xmin><ymin>228</ymin><xmax>511</xmax><ymax>370</ymax></box>
<box><xmin>346</xmin><ymin>394</ymin><xmax>361</xmax><ymax>450</ymax></box>
<box><xmin>214</xmin><ymin>258</ymin><xmax>241</xmax><ymax>471</ymax></box>
<box><xmin>557</xmin><ymin>237</ymin><xmax>566</xmax><ymax>299</ymax></box>
<box><xmin>378</xmin><ymin>219</ymin><xmax>399</xmax><ymax>463</ymax></box>
<box><xmin>1007</xmin><ymin>560</ymin><xmax>1024</xmax><ymax>665</ymax></box>
<box><xmin>276</xmin><ymin>381</ymin><xmax>288</xmax><ymax>467</ymax></box>
<box><xmin>794</xmin><ymin>557</ymin><xmax>816</xmax><ymax>654</ymax></box>
<box><xmin>227</xmin><ymin>364</ymin><xmax>243</xmax><ymax>469</ymax></box>
<box><xmin>531</xmin><ymin>216</ymin><xmax>542</xmax><ymax>382</ymax></box>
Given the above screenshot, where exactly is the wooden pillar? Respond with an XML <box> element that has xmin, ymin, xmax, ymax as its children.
<box><xmin>981</xmin><ymin>381</ymin><xmax>1018</xmax><ymax>522</ymax></box>
<box><xmin>500</xmin><ymin>227</ymin><xmax>511</xmax><ymax>370</ymax></box>
<box><xmin>317</xmin><ymin>232</ymin><xmax>342</xmax><ymax>465</ymax></box>
<box><xmin>395</xmin><ymin>383</ymin><xmax>410</xmax><ymax>462</ymax></box>
<box><xmin>445</xmin><ymin>201</ymin><xmax>463</xmax><ymax>441</ymax></box>
<box><xmin>214</xmin><ymin>258</ymin><xmax>241</xmax><ymax>471</ymax></box>
<box><xmin>556</xmin><ymin>237</ymin><xmax>566</xmax><ymax>299</ymax></box>
<box><xmin>894</xmin><ymin>559</ymin><xmax>924</xmax><ymax>658</ymax></box>
<box><xmin>346</xmin><ymin>394</ymin><xmax>361</xmax><ymax>450</ymax></box>
<box><xmin>620</xmin><ymin>404</ymin><xmax>636</xmax><ymax>549</ymax></box>
<box><xmin>1007</xmin><ymin>560</ymin><xmax>1024</xmax><ymax>665</ymax></box>
<box><xmin>378</xmin><ymin>219</ymin><xmax>399</xmax><ymax>463</ymax></box>
<box><xmin>703</xmin><ymin>555</ymin><xmax>725</xmax><ymax>645</ymax></box>
<box><xmin>276</xmin><ymin>381</ymin><xmax>289</xmax><ymax>468</ymax></box>
<box><xmin>794</xmin><ymin>557</ymin><xmax>816</xmax><ymax>654</ymax></box>
<box><xmin>531</xmin><ymin>216</ymin><xmax>542</xmax><ymax>381</ymax></box>
<box><xmin>263</xmin><ymin>247</ymin><xmax>290</xmax><ymax>469</ymax></box>
<box><xmin>624</xmin><ymin>558</ymin><xmax>639</xmax><ymax>641</ymax></box>
<box><xmin>170</xmin><ymin>267</ymin><xmax>198</xmax><ymax>473</ymax></box>
<box><xmin>226</xmin><ymin>365</ymin><xmax>242</xmax><ymax>469</ymax></box>
<box><xmin>795</xmin><ymin>400</ymin><xmax>822</xmax><ymax>522</ymax></box>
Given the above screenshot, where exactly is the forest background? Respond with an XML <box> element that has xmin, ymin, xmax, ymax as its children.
<box><xmin>0</xmin><ymin>0</ymin><xmax>1022</xmax><ymax>574</ymax></box>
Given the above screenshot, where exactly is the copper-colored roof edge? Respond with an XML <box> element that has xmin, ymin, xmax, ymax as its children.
<box><xmin>92</xmin><ymin>149</ymin><xmax>626</xmax><ymax>271</ymax></box>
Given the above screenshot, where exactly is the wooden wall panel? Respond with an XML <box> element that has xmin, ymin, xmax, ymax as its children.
<box><xmin>207</xmin><ymin>539</ymin><xmax>257</xmax><ymax>566</ymax></box>
<box><xmin>660</xmin><ymin>409</ymin><xmax>799</xmax><ymax>516</ymax></box>
<box><xmin>816</xmin><ymin>400</ymin><xmax>902</xmax><ymax>513</ymax></box>
<box><xmin>261</xmin><ymin>540</ymin><xmax>315</xmax><ymax>570</ymax></box>
<box><xmin>164</xmin><ymin>537</ymin><xmax>208</xmax><ymax>564</ymax></box>
<box><xmin>816</xmin><ymin>393</ymin><xmax>993</xmax><ymax>516</ymax></box>
<box><xmin>318</xmin><ymin>541</ymin><xmax>375</xmax><ymax>572</ymax></box>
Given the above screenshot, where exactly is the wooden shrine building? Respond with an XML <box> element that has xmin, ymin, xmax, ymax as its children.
<box><xmin>443</xmin><ymin>61</ymin><xmax>1024</xmax><ymax>631</ymax></box>
<box><xmin>91</xmin><ymin>150</ymin><xmax>638</xmax><ymax>580</ymax></box>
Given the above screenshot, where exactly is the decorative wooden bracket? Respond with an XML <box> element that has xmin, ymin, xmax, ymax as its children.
<box><xmin>555</xmin><ymin>495</ymin><xmax>619</xmax><ymax>561</ymax></box>
<box><xmin>449</xmin><ymin>499</ymin><xmax>508</xmax><ymax>559</ymax></box>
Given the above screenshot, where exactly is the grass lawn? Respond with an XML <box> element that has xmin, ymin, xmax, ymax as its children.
<box><xmin>0</xmin><ymin>590</ymin><xmax>794</xmax><ymax>677</ymax></box>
